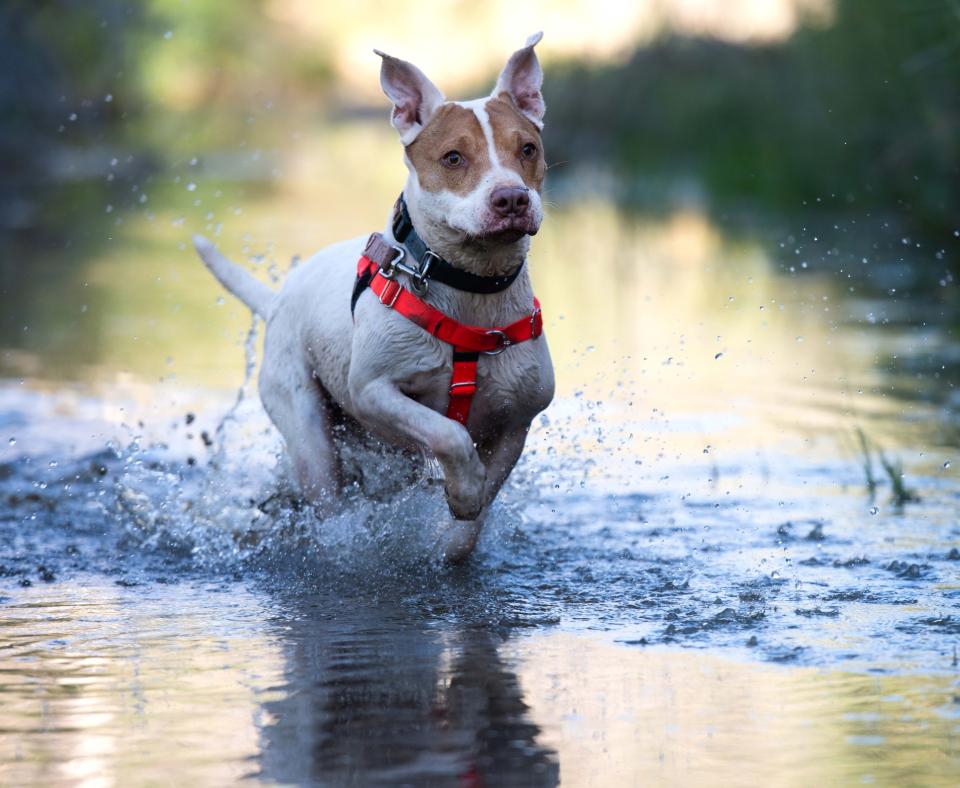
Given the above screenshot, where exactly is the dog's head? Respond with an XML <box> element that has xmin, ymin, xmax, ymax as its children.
<box><xmin>375</xmin><ymin>33</ymin><xmax>545</xmax><ymax>246</ymax></box>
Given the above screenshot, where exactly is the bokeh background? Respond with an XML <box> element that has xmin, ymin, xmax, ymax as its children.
<box><xmin>1</xmin><ymin>0</ymin><xmax>958</xmax><ymax>444</ymax></box>
<box><xmin>2</xmin><ymin>5</ymin><xmax>960</xmax><ymax>785</ymax></box>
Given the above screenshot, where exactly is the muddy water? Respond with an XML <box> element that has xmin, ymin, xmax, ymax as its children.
<box><xmin>1</xmin><ymin>121</ymin><xmax>959</xmax><ymax>785</ymax></box>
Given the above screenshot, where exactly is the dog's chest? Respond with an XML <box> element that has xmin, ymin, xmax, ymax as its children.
<box><xmin>426</xmin><ymin>282</ymin><xmax>551</xmax><ymax>424</ymax></box>
<box><xmin>467</xmin><ymin>337</ymin><xmax>552</xmax><ymax>424</ymax></box>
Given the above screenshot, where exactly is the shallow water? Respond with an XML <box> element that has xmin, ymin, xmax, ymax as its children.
<box><xmin>2</xmin><ymin>121</ymin><xmax>959</xmax><ymax>784</ymax></box>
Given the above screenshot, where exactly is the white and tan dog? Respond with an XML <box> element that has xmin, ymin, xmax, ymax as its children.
<box><xmin>193</xmin><ymin>34</ymin><xmax>554</xmax><ymax>561</ymax></box>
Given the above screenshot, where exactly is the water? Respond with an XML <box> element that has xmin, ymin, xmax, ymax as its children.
<box><xmin>1</xmin><ymin>121</ymin><xmax>959</xmax><ymax>784</ymax></box>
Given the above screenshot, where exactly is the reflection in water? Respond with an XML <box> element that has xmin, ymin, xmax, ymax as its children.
<box><xmin>2</xmin><ymin>114</ymin><xmax>959</xmax><ymax>786</ymax></box>
<box><xmin>511</xmin><ymin>633</ymin><xmax>960</xmax><ymax>787</ymax></box>
<box><xmin>0</xmin><ymin>582</ymin><xmax>277</xmax><ymax>786</ymax></box>
<box><xmin>1</xmin><ymin>579</ymin><xmax>957</xmax><ymax>786</ymax></box>
<box><xmin>3</xmin><ymin>118</ymin><xmax>953</xmax><ymax>465</ymax></box>
<box><xmin>259</xmin><ymin>604</ymin><xmax>558</xmax><ymax>785</ymax></box>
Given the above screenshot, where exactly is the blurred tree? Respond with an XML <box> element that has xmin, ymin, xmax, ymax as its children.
<box><xmin>0</xmin><ymin>1</ymin><xmax>140</xmax><ymax>236</ymax></box>
<box><xmin>544</xmin><ymin>0</ymin><xmax>960</xmax><ymax>245</ymax></box>
<box><xmin>0</xmin><ymin>0</ymin><xmax>336</xmax><ymax>246</ymax></box>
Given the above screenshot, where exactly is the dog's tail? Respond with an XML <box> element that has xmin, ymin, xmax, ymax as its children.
<box><xmin>192</xmin><ymin>235</ymin><xmax>275</xmax><ymax>317</ymax></box>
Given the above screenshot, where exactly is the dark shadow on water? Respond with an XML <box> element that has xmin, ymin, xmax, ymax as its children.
<box><xmin>257</xmin><ymin>598</ymin><xmax>559</xmax><ymax>786</ymax></box>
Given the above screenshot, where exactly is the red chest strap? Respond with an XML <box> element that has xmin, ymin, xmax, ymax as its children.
<box><xmin>355</xmin><ymin>253</ymin><xmax>543</xmax><ymax>425</ymax></box>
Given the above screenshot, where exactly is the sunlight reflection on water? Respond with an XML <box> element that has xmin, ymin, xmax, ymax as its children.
<box><xmin>1</xmin><ymin>118</ymin><xmax>958</xmax><ymax>786</ymax></box>
<box><xmin>1</xmin><ymin>580</ymin><xmax>957</xmax><ymax>786</ymax></box>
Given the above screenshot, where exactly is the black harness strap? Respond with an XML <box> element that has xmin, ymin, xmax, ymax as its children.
<box><xmin>350</xmin><ymin>267</ymin><xmax>374</xmax><ymax>316</ymax></box>
<box><xmin>391</xmin><ymin>195</ymin><xmax>525</xmax><ymax>294</ymax></box>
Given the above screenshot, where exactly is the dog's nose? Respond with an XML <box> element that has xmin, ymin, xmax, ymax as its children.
<box><xmin>490</xmin><ymin>186</ymin><xmax>530</xmax><ymax>217</ymax></box>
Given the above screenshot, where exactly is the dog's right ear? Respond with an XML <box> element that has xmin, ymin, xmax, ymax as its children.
<box><xmin>374</xmin><ymin>50</ymin><xmax>445</xmax><ymax>145</ymax></box>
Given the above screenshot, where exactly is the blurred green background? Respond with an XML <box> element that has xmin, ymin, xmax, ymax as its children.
<box><xmin>5</xmin><ymin>0</ymin><xmax>958</xmax><ymax>235</ymax></box>
<box><xmin>1</xmin><ymin>0</ymin><xmax>958</xmax><ymax>394</ymax></box>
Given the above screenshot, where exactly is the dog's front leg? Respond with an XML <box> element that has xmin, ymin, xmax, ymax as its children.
<box><xmin>477</xmin><ymin>427</ymin><xmax>529</xmax><ymax>508</ymax></box>
<box><xmin>438</xmin><ymin>427</ymin><xmax>530</xmax><ymax>562</ymax></box>
<box><xmin>351</xmin><ymin>378</ymin><xmax>486</xmax><ymax>520</ymax></box>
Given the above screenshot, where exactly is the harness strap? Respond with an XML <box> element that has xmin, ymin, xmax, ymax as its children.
<box><xmin>392</xmin><ymin>195</ymin><xmax>525</xmax><ymax>294</ymax></box>
<box><xmin>354</xmin><ymin>233</ymin><xmax>543</xmax><ymax>425</ymax></box>
<box><xmin>448</xmin><ymin>351</ymin><xmax>479</xmax><ymax>426</ymax></box>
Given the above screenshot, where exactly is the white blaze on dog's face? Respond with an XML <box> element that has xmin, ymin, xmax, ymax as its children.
<box><xmin>376</xmin><ymin>33</ymin><xmax>546</xmax><ymax>244</ymax></box>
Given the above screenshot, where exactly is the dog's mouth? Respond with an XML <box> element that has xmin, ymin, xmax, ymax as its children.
<box><xmin>476</xmin><ymin>216</ymin><xmax>540</xmax><ymax>244</ymax></box>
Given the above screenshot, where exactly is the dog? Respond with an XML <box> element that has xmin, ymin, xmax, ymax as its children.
<box><xmin>192</xmin><ymin>33</ymin><xmax>554</xmax><ymax>561</ymax></box>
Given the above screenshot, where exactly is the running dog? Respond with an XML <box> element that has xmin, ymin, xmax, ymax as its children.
<box><xmin>193</xmin><ymin>33</ymin><xmax>554</xmax><ymax>561</ymax></box>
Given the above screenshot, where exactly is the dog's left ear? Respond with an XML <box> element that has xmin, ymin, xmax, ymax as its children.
<box><xmin>493</xmin><ymin>32</ymin><xmax>545</xmax><ymax>129</ymax></box>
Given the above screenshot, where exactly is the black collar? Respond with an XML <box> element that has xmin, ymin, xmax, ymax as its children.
<box><xmin>391</xmin><ymin>195</ymin><xmax>524</xmax><ymax>294</ymax></box>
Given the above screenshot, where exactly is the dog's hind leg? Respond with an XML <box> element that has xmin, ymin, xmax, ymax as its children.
<box><xmin>259</xmin><ymin>354</ymin><xmax>340</xmax><ymax>507</ymax></box>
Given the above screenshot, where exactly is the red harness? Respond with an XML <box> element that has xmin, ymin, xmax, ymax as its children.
<box><xmin>354</xmin><ymin>244</ymin><xmax>543</xmax><ymax>425</ymax></box>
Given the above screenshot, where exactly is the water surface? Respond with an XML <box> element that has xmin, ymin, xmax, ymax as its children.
<box><xmin>1</xmin><ymin>120</ymin><xmax>958</xmax><ymax>785</ymax></box>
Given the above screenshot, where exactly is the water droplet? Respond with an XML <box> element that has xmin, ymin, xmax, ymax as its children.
<box><xmin>7</xmin><ymin>437</ymin><xmax>15</xmax><ymax>446</ymax></box>
<box><xmin>869</xmin><ymin>506</ymin><xmax>879</xmax><ymax>515</ymax></box>
<box><xmin>48</xmin><ymin>460</ymin><xmax>58</xmax><ymax>469</ymax></box>
<box><xmin>795</xmin><ymin>336</ymin><xmax>804</xmax><ymax>343</ymax></box>
<box><xmin>759</xmin><ymin>305</ymin><xmax>765</xmax><ymax>311</ymax></box>
<box><xmin>714</xmin><ymin>352</ymin><xmax>723</xmax><ymax>360</ymax></box>
<box><xmin>944</xmin><ymin>461</ymin><xmax>951</xmax><ymax>469</ymax></box>
<box><xmin>68</xmin><ymin>112</ymin><xmax>77</xmax><ymax>122</ymax></box>
<box><xmin>105</xmin><ymin>204</ymin><xmax>113</xmax><ymax>213</ymax></box>
<box><xmin>189</xmin><ymin>157</ymin><xmax>198</xmax><ymax>166</ymax></box>
<box><xmin>215</xmin><ymin>296</ymin><xmax>225</xmax><ymax>306</ymax></box>
<box><xmin>164</xmin><ymin>30</ymin><xmax>173</xmax><ymax>40</ymax></box>
<box><xmin>186</xmin><ymin>182</ymin><xmax>197</xmax><ymax>192</ymax></box>
<box><xmin>104</xmin><ymin>93</ymin><xmax>113</xmax><ymax>103</ymax></box>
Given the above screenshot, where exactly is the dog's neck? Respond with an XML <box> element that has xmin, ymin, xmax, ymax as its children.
<box><xmin>380</xmin><ymin>187</ymin><xmax>534</xmax><ymax>327</ymax></box>
<box><xmin>389</xmin><ymin>186</ymin><xmax>530</xmax><ymax>279</ymax></box>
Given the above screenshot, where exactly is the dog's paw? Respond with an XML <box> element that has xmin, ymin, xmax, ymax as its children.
<box><xmin>445</xmin><ymin>487</ymin><xmax>484</xmax><ymax>521</ymax></box>
<box><xmin>443</xmin><ymin>456</ymin><xmax>486</xmax><ymax>520</ymax></box>
<box><xmin>439</xmin><ymin>519</ymin><xmax>483</xmax><ymax>563</ymax></box>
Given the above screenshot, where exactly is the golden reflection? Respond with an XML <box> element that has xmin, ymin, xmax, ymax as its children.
<box><xmin>507</xmin><ymin>632</ymin><xmax>960</xmax><ymax>787</ymax></box>
<box><xmin>5</xmin><ymin>115</ymin><xmax>926</xmax><ymax>462</ymax></box>
<box><xmin>0</xmin><ymin>583</ymin><xmax>284</xmax><ymax>787</ymax></box>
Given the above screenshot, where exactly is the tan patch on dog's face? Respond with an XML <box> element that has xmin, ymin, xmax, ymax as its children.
<box><xmin>487</xmin><ymin>94</ymin><xmax>545</xmax><ymax>192</ymax></box>
<box><xmin>405</xmin><ymin>104</ymin><xmax>491</xmax><ymax>195</ymax></box>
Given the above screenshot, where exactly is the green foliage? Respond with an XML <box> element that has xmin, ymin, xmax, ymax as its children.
<box><xmin>543</xmin><ymin>0</ymin><xmax>960</xmax><ymax>241</ymax></box>
<box><xmin>851</xmin><ymin>426</ymin><xmax>919</xmax><ymax>507</ymax></box>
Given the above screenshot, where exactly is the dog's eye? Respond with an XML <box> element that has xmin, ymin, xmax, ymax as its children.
<box><xmin>441</xmin><ymin>150</ymin><xmax>463</xmax><ymax>167</ymax></box>
<box><xmin>520</xmin><ymin>142</ymin><xmax>538</xmax><ymax>160</ymax></box>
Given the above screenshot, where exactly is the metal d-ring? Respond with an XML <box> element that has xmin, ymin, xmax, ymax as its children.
<box><xmin>482</xmin><ymin>329</ymin><xmax>511</xmax><ymax>355</ymax></box>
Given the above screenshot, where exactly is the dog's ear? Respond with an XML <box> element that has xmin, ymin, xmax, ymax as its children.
<box><xmin>374</xmin><ymin>50</ymin><xmax>445</xmax><ymax>144</ymax></box>
<box><xmin>493</xmin><ymin>32</ymin><xmax>545</xmax><ymax>129</ymax></box>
